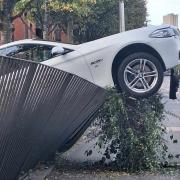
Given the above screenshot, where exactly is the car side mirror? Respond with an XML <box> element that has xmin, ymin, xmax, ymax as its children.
<box><xmin>51</xmin><ymin>46</ymin><xmax>65</xmax><ymax>57</ymax></box>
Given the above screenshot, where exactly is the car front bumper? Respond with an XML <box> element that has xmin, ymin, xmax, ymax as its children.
<box><xmin>149</xmin><ymin>36</ymin><xmax>180</xmax><ymax>69</ymax></box>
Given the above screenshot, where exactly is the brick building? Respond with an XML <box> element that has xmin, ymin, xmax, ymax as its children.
<box><xmin>13</xmin><ymin>17</ymin><xmax>36</xmax><ymax>41</ymax></box>
<box><xmin>0</xmin><ymin>17</ymin><xmax>69</xmax><ymax>44</ymax></box>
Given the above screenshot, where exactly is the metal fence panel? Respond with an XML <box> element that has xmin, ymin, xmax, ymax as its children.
<box><xmin>0</xmin><ymin>56</ymin><xmax>105</xmax><ymax>180</ymax></box>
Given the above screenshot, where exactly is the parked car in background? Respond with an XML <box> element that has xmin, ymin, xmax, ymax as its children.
<box><xmin>0</xmin><ymin>25</ymin><xmax>180</xmax><ymax>98</ymax></box>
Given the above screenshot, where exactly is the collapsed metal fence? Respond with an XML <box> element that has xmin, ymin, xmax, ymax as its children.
<box><xmin>0</xmin><ymin>56</ymin><xmax>105</xmax><ymax>180</ymax></box>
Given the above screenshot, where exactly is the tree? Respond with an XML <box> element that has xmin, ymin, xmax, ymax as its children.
<box><xmin>13</xmin><ymin>0</ymin><xmax>95</xmax><ymax>40</ymax></box>
<box><xmin>73</xmin><ymin>0</ymin><xmax>119</xmax><ymax>43</ymax></box>
<box><xmin>1</xmin><ymin>0</ymin><xmax>147</xmax><ymax>43</ymax></box>
<box><xmin>0</xmin><ymin>0</ymin><xmax>34</xmax><ymax>43</ymax></box>
<box><xmin>12</xmin><ymin>0</ymin><xmax>123</xmax><ymax>42</ymax></box>
<box><xmin>73</xmin><ymin>0</ymin><xmax>147</xmax><ymax>43</ymax></box>
<box><xmin>124</xmin><ymin>0</ymin><xmax>147</xmax><ymax>30</ymax></box>
<box><xmin>0</xmin><ymin>0</ymin><xmax>17</xmax><ymax>43</ymax></box>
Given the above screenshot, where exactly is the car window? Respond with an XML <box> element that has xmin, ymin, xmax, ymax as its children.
<box><xmin>2</xmin><ymin>44</ymin><xmax>54</xmax><ymax>62</ymax></box>
<box><xmin>0</xmin><ymin>48</ymin><xmax>7</xmax><ymax>56</ymax></box>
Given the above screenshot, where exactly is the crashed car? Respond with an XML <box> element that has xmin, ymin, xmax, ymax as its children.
<box><xmin>0</xmin><ymin>25</ymin><xmax>180</xmax><ymax>98</ymax></box>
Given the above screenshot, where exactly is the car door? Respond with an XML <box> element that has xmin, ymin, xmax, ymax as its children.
<box><xmin>0</xmin><ymin>43</ymin><xmax>94</xmax><ymax>83</ymax></box>
<box><xmin>42</xmin><ymin>46</ymin><xmax>94</xmax><ymax>83</ymax></box>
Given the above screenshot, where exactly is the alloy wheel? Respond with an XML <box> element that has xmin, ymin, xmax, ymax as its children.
<box><xmin>124</xmin><ymin>58</ymin><xmax>158</xmax><ymax>93</ymax></box>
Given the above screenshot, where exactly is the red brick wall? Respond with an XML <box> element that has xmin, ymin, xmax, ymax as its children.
<box><xmin>13</xmin><ymin>18</ymin><xmax>25</xmax><ymax>40</ymax></box>
<box><xmin>0</xmin><ymin>17</ymin><xmax>69</xmax><ymax>44</ymax></box>
<box><xmin>13</xmin><ymin>18</ymin><xmax>36</xmax><ymax>41</ymax></box>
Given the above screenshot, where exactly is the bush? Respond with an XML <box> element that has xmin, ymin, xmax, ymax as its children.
<box><xmin>96</xmin><ymin>88</ymin><xmax>166</xmax><ymax>171</ymax></box>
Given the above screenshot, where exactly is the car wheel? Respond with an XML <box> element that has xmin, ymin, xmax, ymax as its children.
<box><xmin>117</xmin><ymin>52</ymin><xmax>164</xmax><ymax>98</ymax></box>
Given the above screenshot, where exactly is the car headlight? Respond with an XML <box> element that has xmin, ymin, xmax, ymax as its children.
<box><xmin>149</xmin><ymin>28</ymin><xmax>175</xmax><ymax>38</ymax></box>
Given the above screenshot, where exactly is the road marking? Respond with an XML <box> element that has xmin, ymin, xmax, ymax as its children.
<box><xmin>167</xmin><ymin>127</ymin><xmax>180</xmax><ymax>132</ymax></box>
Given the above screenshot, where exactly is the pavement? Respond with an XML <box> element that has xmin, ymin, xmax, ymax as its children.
<box><xmin>19</xmin><ymin>165</ymin><xmax>53</xmax><ymax>180</ymax></box>
<box><xmin>47</xmin><ymin>169</ymin><xmax>180</xmax><ymax>180</ymax></box>
<box><xmin>161</xmin><ymin>76</ymin><xmax>180</xmax><ymax>165</ymax></box>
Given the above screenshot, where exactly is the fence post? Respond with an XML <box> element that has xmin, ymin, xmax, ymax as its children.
<box><xmin>169</xmin><ymin>69</ymin><xmax>179</xmax><ymax>100</ymax></box>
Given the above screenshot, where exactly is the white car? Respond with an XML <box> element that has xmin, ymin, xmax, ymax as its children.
<box><xmin>0</xmin><ymin>25</ymin><xmax>180</xmax><ymax>98</ymax></box>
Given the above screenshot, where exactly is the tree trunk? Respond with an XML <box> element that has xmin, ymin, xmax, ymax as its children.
<box><xmin>67</xmin><ymin>20</ymin><xmax>73</xmax><ymax>43</ymax></box>
<box><xmin>1</xmin><ymin>0</ymin><xmax>14</xmax><ymax>44</ymax></box>
<box><xmin>1</xmin><ymin>16</ymin><xmax>12</xmax><ymax>43</ymax></box>
<box><xmin>43</xmin><ymin>0</ymin><xmax>49</xmax><ymax>40</ymax></box>
<box><xmin>1</xmin><ymin>0</ymin><xmax>37</xmax><ymax>44</ymax></box>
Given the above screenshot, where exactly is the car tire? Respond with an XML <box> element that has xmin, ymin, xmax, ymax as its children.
<box><xmin>117</xmin><ymin>52</ymin><xmax>164</xmax><ymax>98</ymax></box>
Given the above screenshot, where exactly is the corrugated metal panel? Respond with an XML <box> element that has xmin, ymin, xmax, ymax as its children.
<box><xmin>0</xmin><ymin>56</ymin><xmax>105</xmax><ymax>180</ymax></box>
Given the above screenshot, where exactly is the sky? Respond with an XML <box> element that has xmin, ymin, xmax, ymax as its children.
<box><xmin>147</xmin><ymin>0</ymin><xmax>180</xmax><ymax>27</ymax></box>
